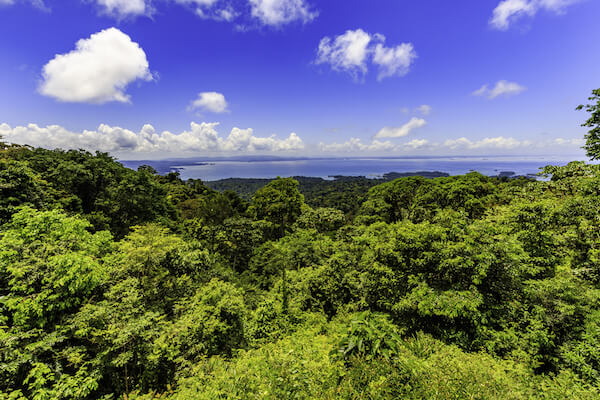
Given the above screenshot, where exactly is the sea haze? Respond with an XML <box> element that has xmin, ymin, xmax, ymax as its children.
<box><xmin>120</xmin><ymin>155</ymin><xmax>582</xmax><ymax>181</ymax></box>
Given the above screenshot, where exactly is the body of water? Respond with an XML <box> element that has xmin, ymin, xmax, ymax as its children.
<box><xmin>161</xmin><ymin>156</ymin><xmax>580</xmax><ymax>181</ymax></box>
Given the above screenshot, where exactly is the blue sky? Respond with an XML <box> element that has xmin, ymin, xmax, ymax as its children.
<box><xmin>0</xmin><ymin>0</ymin><xmax>598</xmax><ymax>158</ymax></box>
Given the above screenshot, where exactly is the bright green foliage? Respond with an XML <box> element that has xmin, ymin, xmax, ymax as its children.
<box><xmin>0</xmin><ymin>208</ymin><xmax>113</xmax><ymax>398</ymax></box>
<box><xmin>249</xmin><ymin>177</ymin><xmax>304</xmax><ymax>238</ymax></box>
<box><xmin>577</xmin><ymin>88</ymin><xmax>600</xmax><ymax>160</ymax></box>
<box><xmin>333</xmin><ymin>311</ymin><xmax>404</xmax><ymax>361</ymax></box>
<box><xmin>249</xmin><ymin>228</ymin><xmax>335</xmax><ymax>288</ymax></box>
<box><xmin>138</xmin><ymin>321</ymin><xmax>598</xmax><ymax>400</ymax></box>
<box><xmin>106</xmin><ymin>224</ymin><xmax>221</xmax><ymax>311</ymax></box>
<box><xmin>154</xmin><ymin>279</ymin><xmax>246</xmax><ymax>366</ymax></box>
<box><xmin>294</xmin><ymin>206</ymin><xmax>345</xmax><ymax>233</ymax></box>
<box><xmin>0</xmin><ymin>207</ymin><xmax>112</xmax><ymax>329</ymax></box>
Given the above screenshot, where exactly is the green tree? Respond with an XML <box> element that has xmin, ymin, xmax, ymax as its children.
<box><xmin>0</xmin><ymin>159</ymin><xmax>50</xmax><ymax>223</ymax></box>
<box><xmin>577</xmin><ymin>88</ymin><xmax>600</xmax><ymax>159</ymax></box>
<box><xmin>0</xmin><ymin>207</ymin><xmax>112</xmax><ymax>329</ymax></box>
<box><xmin>0</xmin><ymin>208</ymin><xmax>113</xmax><ymax>398</ymax></box>
<box><xmin>249</xmin><ymin>177</ymin><xmax>304</xmax><ymax>238</ymax></box>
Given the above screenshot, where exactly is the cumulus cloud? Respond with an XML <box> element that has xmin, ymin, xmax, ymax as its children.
<box><xmin>39</xmin><ymin>28</ymin><xmax>153</xmax><ymax>104</ymax></box>
<box><xmin>315</xmin><ymin>29</ymin><xmax>372</xmax><ymax>78</ymax></box>
<box><xmin>189</xmin><ymin>92</ymin><xmax>229</xmax><ymax>113</ymax></box>
<box><xmin>473</xmin><ymin>80</ymin><xmax>526</xmax><ymax>99</ymax></box>
<box><xmin>315</xmin><ymin>29</ymin><xmax>416</xmax><ymax>81</ymax></box>
<box><xmin>375</xmin><ymin>117</ymin><xmax>427</xmax><ymax>139</ymax></box>
<box><xmin>490</xmin><ymin>0</ymin><xmax>582</xmax><ymax>30</ymax></box>
<box><xmin>372</xmin><ymin>42</ymin><xmax>416</xmax><ymax>80</ymax></box>
<box><xmin>0</xmin><ymin>122</ymin><xmax>304</xmax><ymax>155</ymax></box>
<box><xmin>249</xmin><ymin>0</ymin><xmax>317</xmax><ymax>26</ymax></box>
<box><xmin>3</xmin><ymin>121</ymin><xmax>585</xmax><ymax>156</ymax></box>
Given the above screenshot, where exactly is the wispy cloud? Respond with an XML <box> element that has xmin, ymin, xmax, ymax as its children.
<box><xmin>473</xmin><ymin>80</ymin><xmax>526</xmax><ymax>99</ymax></box>
<box><xmin>375</xmin><ymin>117</ymin><xmax>427</xmax><ymax>139</ymax></box>
<box><xmin>490</xmin><ymin>0</ymin><xmax>582</xmax><ymax>30</ymax></box>
<box><xmin>318</xmin><ymin>135</ymin><xmax>583</xmax><ymax>154</ymax></box>
<box><xmin>93</xmin><ymin>0</ymin><xmax>149</xmax><ymax>18</ymax></box>
<box><xmin>84</xmin><ymin>0</ymin><xmax>317</xmax><ymax>26</ymax></box>
<box><xmin>249</xmin><ymin>0</ymin><xmax>317</xmax><ymax>26</ymax></box>
<box><xmin>416</xmin><ymin>105</ymin><xmax>432</xmax><ymax>116</ymax></box>
<box><xmin>0</xmin><ymin>0</ymin><xmax>49</xmax><ymax>11</ymax></box>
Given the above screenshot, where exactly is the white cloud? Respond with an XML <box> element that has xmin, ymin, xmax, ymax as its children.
<box><xmin>473</xmin><ymin>80</ymin><xmax>526</xmax><ymax>99</ymax></box>
<box><xmin>39</xmin><ymin>28</ymin><xmax>152</xmax><ymax>104</ymax></box>
<box><xmin>316</xmin><ymin>135</ymin><xmax>585</xmax><ymax>155</ymax></box>
<box><xmin>443</xmin><ymin>136</ymin><xmax>530</xmax><ymax>150</ymax></box>
<box><xmin>316</xmin><ymin>29</ymin><xmax>416</xmax><ymax>81</ymax></box>
<box><xmin>82</xmin><ymin>0</ymin><xmax>319</xmax><ymax>25</ymax></box>
<box><xmin>189</xmin><ymin>92</ymin><xmax>229</xmax><ymax>113</ymax></box>
<box><xmin>91</xmin><ymin>0</ymin><xmax>221</xmax><ymax>19</ymax></box>
<box><xmin>0</xmin><ymin>0</ymin><xmax>48</xmax><ymax>10</ymax></box>
<box><xmin>175</xmin><ymin>0</ymin><xmax>220</xmax><ymax>6</ymax></box>
<box><xmin>199</xmin><ymin>5</ymin><xmax>238</xmax><ymax>21</ymax></box>
<box><xmin>3</xmin><ymin>121</ymin><xmax>584</xmax><ymax>156</ymax></box>
<box><xmin>318</xmin><ymin>137</ymin><xmax>435</xmax><ymax>153</ymax></box>
<box><xmin>318</xmin><ymin>138</ymin><xmax>396</xmax><ymax>153</ymax></box>
<box><xmin>553</xmin><ymin>137</ymin><xmax>585</xmax><ymax>146</ymax></box>
<box><xmin>372</xmin><ymin>42</ymin><xmax>417</xmax><ymax>80</ymax></box>
<box><xmin>316</xmin><ymin>29</ymin><xmax>373</xmax><ymax>78</ymax></box>
<box><xmin>0</xmin><ymin>122</ymin><xmax>304</xmax><ymax>155</ymax></box>
<box><xmin>404</xmin><ymin>138</ymin><xmax>429</xmax><ymax>149</ymax></box>
<box><xmin>93</xmin><ymin>0</ymin><xmax>148</xmax><ymax>17</ymax></box>
<box><xmin>490</xmin><ymin>0</ymin><xmax>582</xmax><ymax>30</ymax></box>
<box><xmin>174</xmin><ymin>0</ymin><xmax>236</xmax><ymax>21</ymax></box>
<box><xmin>416</xmin><ymin>104</ymin><xmax>432</xmax><ymax>115</ymax></box>
<box><xmin>375</xmin><ymin>117</ymin><xmax>427</xmax><ymax>139</ymax></box>
<box><xmin>249</xmin><ymin>0</ymin><xmax>317</xmax><ymax>26</ymax></box>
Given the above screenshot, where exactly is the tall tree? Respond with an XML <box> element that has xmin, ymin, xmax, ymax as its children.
<box><xmin>249</xmin><ymin>177</ymin><xmax>304</xmax><ymax>238</ymax></box>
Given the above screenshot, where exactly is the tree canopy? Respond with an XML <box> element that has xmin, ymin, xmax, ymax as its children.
<box><xmin>2</xmin><ymin>114</ymin><xmax>600</xmax><ymax>398</ymax></box>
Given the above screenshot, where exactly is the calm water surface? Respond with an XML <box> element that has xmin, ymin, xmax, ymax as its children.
<box><xmin>169</xmin><ymin>156</ymin><xmax>579</xmax><ymax>181</ymax></box>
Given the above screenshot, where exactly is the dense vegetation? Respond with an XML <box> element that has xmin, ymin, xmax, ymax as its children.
<box><xmin>204</xmin><ymin>172</ymin><xmax>450</xmax><ymax>217</ymax></box>
<box><xmin>2</xmin><ymin>93</ymin><xmax>600</xmax><ymax>399</ymax></box>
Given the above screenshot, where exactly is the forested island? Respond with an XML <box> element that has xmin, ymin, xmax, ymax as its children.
<box><xmin>1</xmin><ymin>91</ymin><xmax>600</xmax><ymax>399</ymax></box>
